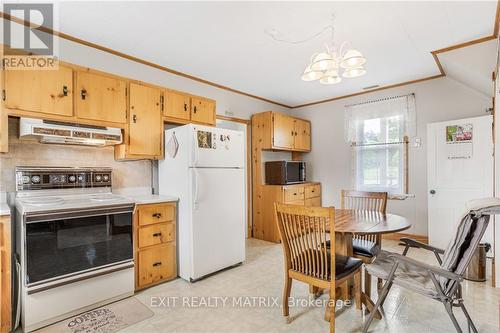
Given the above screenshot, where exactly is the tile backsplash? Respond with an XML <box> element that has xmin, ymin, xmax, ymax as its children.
<box><xmin>0</xmin><ymin>118</ymin><xmax>152</xmax><ymax>193</ymax></box>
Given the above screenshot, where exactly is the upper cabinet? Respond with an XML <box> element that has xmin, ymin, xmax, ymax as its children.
<box><xmin>3</xmin><ymin>65</ymin><xmax>73</xmax><ymax>117</ymax></box>
<box><xmin>252</xmin><ymin>111</ymin><xmax>311</xmax><ymax>152</ymax></box>
<box><xmin>164</xmin><ymin>90</ymin><xmax>190</xmax><ymax>121</ymax></box>
<box><xmin>294</xmin><ymin>119</ymin><xmax>311</xmax><ymax>151</ymax></box>
<box><xmin>191</xmin><ymin>97</ymin><xmax>215</xmax><ymax>125</ymax></box>
<box><xmin>75</xmin><ymin>71</ymin><xmax>127</xmax><ymax>124</ymax></box>
<box><xmin>115</xmin><ymin>83</ymin><xmax>163</xmax><ymax>160</ymax></box>
<box><xmin>164</xmin><ymin>90</ymin><xmax>215</xmax><ymax>126</ymax></box>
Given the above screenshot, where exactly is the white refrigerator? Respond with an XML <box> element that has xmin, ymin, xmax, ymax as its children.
<box><xmin>159</xmin><ymin>124</ymin><xmax>246</xmax><ymax>281</ymax></box>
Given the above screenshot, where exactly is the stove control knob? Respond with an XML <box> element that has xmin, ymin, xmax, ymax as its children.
<box><xmin>31</xmin><ymin>175</ymin><xmax>41</xmax><ymax>184</ymax></box>
<box><xmin>77</xmin><ymin>175</ymin><xmax>85</xmax><ymax>182</ymax></box>
<box><xmin>103</xmin><ymin>175</ymin><xmax>109</xmax><ymax>182</ymax></box>
<box><xmin>22</xmin><ymin>176</ymin><xmax>31</xmax><ymax>184</ymax></box>
<box><xmin>69</xmin><ymin>175</ymin><xmax>76</xmax><ymax>182</ymax></box>
<box><xmin>95</xmin><ymin>175</ymin><xmax>102</xmax><ymax>182</ymax></box>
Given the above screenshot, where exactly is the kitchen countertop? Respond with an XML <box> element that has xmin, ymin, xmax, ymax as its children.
<box><xmin>114</xmin><ymin>187</ymin><xmax>178</xmax><ymax>205</ymax></box>
<box><xmin>127</xmin><ymin>194</ymin><xmax>178</xmax><ymax>205</ymax></box>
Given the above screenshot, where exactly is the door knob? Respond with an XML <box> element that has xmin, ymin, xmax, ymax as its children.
<box><xmin>430</xmin><ymin>189</ymin><xmax>436</xmax><ymax>194</ymax></box>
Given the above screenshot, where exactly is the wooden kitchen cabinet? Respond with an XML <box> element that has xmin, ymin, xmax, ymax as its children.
<box><xmin>75</xmin><ymin>71</ymin><xmax>127</xmax><ymax>124</ymax></box>
<box><xmin>164</xmin><ymin>89</ymin><xmax>216</xmax><ymax>126</ymax></box>
<box><xmin>134</xmin><ymin>202</ymin><xmax>177</xmax><ymax>290</ymax></box>
<box><xmin>251</xmin><ymin>111</ymin><xmax>311</xmax><ymax>152</ymax></box>
<box><xmin>115</xmin><ymin>83</ymin><xmax>163</xmax><ymax>160</ymax></box>
<box><xmin>191</xmin><ymin>97</ymin><xmax>216</xmax><ymax>125</ymax></box>
<box><xmin>164</xmin><ymin>90</ymin><xmax>191</xmax><ymax>121</ymax></box>
<box><xmin>0</xmin><ymin>215</ymin><xmax>11</xmax><ymax>333</ymax></box>
<box><xmin>3</xmin><ymin>65</ymin><xmax>74</xmax><ymax>117</ymax></box>
<box><xmin>254</xmin><ymin>183</ymin><xmax>321</xmax><ymax>242</ymax></box>
<box><xmin>128</xmin><ymin>83</ymin><xmax>162</xmax><ymax>156</ymax></box>
<box><xmin>294</xmin><ymin>119</ymin><xmax>311</xmax><ymax>151</ymax></box>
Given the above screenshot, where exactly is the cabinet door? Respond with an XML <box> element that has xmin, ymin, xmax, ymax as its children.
<box><xmin>137</xmin><ymin>243</ymin><xmax>175</xmax><ymax>287</ymax></box>
<box><xmin>294</xmin><ymin>119</ymin><xmax>311</xmax><ymax>151</ymax></box>
<box><xmin>273</xmin><ymin>113</ymin><xmax>295</xmax><ymax>149</ymax></box>
<box><xmin>305</xmin><ymin>197</ymin><xmax>321</xmax><ymax>207</ymax></box>
<box><xmin>164</xmin><ymin>90</ymin><xmax>191</xmax><ymax>120</ymax></box>
<box><xmin>191</xmin><ymin>97</ymin><xmax>215</xmax><ymax>125</ymax></box>
<box><xmin>76</xmin><ymin>71</ymin><xmax>126</xmax><ymax>123</ymax></box>
<box><xmin>128</xmin><ymin>83</ymin><xmax>162</xmax><ymax>156</ymax></box>
<box><xmin>4</xmin><ymin>65</ymin><xmax>73</xmax><ymax>116</ymax></box>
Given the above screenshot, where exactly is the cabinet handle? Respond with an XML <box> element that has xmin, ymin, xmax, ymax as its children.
<box><xmin>153</xmin><ymin>262</ymin><xmax>162</xmax><ymax>267</ymax></box>
<box><xmin>295</xmin><ymin>132</ymin><xmax>298</xmax><ymax>136</ymax></box>
<box><xmin>81</xmin><ymin>89</ymin><xmax>87</xmax><ymax>100</ymax></box>
<box><xmin>194</xmin><ymin>106</ymin><xmax>197</xmax><ymax>114</ymax></box>
<box><xmin>184</xmin><ymin>103</ymin><xmax>187</xmax><ymax>112</ymax></box>
<box><xmin>291</xmin><ymin>130</ymin><xmax>294</xmax><ymax>136</ymax></box>
<box><xmin>152</xmin><ymin>232</ymin><xmax>162</xmax><ymax>237</ymax></box>
<box><xmin>62</xmin><ymin>85</ymin><xmax>68</xmax><ymax>96</ymax></box>
<box><xmin>132</xmin><ymin>114</ymin><xmax>137</xmax><ymax>123</ymax></box>
<box><xmin>152</xmin><ymin>213</ymin><xmax>162</xmax><ymax>218</ymax></box>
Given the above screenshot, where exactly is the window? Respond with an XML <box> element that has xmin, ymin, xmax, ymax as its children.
<box><xmin>345</xmin><ymin>94</ymin><xmax>415</xmax><ymax>195</ymax></box>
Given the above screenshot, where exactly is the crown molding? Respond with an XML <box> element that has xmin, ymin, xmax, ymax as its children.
<box><xmin>1</xmin><ymin>1</ymin><xmax>499</xmax><ymax>110</ymax></box>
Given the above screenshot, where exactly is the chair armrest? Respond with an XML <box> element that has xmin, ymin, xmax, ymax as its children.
<box><xmin>400</xmin><ymin>238</ymin><xmax>444</xmax><ymax>254</ymax></box>
<box><xmin>385</xmin><ymin>252</ymin><xmax>462</xmax><ymax>282</ymax></box>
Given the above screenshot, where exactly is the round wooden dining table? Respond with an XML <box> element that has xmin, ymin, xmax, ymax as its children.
<box><xmin>332</xmin><ymin>209</ymin><xmax>412</xmax><ymax>257</ymax></box>
<box><xmin>326</xmin><ymin>209</ymin><xmax>411</xmax><ymax>320</ymax></box>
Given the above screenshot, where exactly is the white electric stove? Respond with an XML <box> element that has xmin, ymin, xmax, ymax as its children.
<box><xmin>14</xmin><ymin>167</ymin><xmax>135</xmax><ymax>332</ymax></box>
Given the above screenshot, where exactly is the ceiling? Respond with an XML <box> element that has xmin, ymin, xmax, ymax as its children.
<box><xmin>9</xmin><ymin>1</ymin><xmax>500</xmax><ymax>107</ymax></box>
<box><xmin>438</xmin><ymin>39</ymin><xmax>497</xmax><ymax>97</ymax></box>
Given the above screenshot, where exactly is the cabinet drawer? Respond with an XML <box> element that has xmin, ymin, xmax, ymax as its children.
<box><xmin>305</xmin><ymin>184</ymin><xmax>321</xmax><ymax>199</ymax></box>
<box><xmin>138</xmin><ymin>203</ymin><xmax>175</xmax><ymax>226</ymax></box>
<box><xmin>138</xmin><ymin>223</ymin><xmax>174</xmax><ymax>248</ymax></box>
<box><xmin>284</xmin><ymin>199</ymin><xmax>305</xmax><ymax>206</ymax></box>
<box><xmin>137</xmin><ymin>243</ymin><xmax>175</xmax><ymax>287</ymax></box>
<box><xmin>284</xmin><ymin>187</ymin><xmax>304</xmax><ymax>202</ymax></box>
<box><xmin>305</xmin><ymin>197</ymin><xmax>321</xmax><ymax>207</ymax></box>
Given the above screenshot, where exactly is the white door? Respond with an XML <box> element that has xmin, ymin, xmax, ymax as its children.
<box><xmin>190</xmin><ymin>167</ymin><xmax>245</xmax><ymax>280</ymax></box>
<box><xmin>427</xmin><ymin>115</ymin><xmax>493</xmax><ymax>250</ymax></box>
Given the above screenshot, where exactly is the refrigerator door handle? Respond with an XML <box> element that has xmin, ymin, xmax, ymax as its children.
<box><xmin>193</xmin><ymin>168</ymin><xmax>199</xmax><ymax>209</ymax></box>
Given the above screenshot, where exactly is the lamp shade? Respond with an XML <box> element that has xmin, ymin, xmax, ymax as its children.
<box><xmin>301</xmin><ymin>65</ymin><xmax>323</xmax><ymax>81</ymax></box>
<box><xmin>342</xmin><ymin>66</ymin><xmax>366</xmax><ymax>78</ymax></box>
<box><xmin>310</xmin><ymin>52</ymin><xmax>336</xmax><ymax>71</ymax></box>
<box><xmin>319</xmin><ymin>70</ymin><xmax>342</xmax><ymax>84</ymax></box>
<box><xmin>340</xmin><ymin>49</ymin><xmax>366</xmax><ymax>69</ymax></box>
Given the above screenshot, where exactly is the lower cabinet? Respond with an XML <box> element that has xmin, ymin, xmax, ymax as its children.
<box><xmin>0</xmin><ymin>215</ymin><xmax>11</xmax><ymax>333</ymax></box>
<box><xmin>254</xmin><ymin>182</ymin><xmax>321</xmax><ymax>243</ymax></box>
<box><xmin>134</xmin><ymin>202</ymin><xmax>177</xmax><ymax>290</ymax></box>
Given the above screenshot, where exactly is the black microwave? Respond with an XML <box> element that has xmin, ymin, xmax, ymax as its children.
<box><xmin>265</xmin><ymin>161</ymin><xmax>306</xmax><ymax>185</ymax></box>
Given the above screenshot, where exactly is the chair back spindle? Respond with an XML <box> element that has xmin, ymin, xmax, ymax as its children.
<box><xmin>341</xmin><ymin>190</ymin><xmax>388</xmax><ymax>244</ymax></box>
<box><xmin>275</xmin><ymin>204</ymin><xmax>335</xmax><ymax>282</ymax></box>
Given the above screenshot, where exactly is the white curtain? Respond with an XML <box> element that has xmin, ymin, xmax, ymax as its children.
<box><xmin>345</xmin><ymin>94</ymin><xmax>416</xmax><ymax>143</ymax></box>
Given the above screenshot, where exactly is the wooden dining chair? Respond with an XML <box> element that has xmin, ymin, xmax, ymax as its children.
<box><xmin>341</xmin><ymin>190</ymin><xmax>388</xmax><ymax>296</ymax></box>
<box><xmin>274</xmin><ymin>203</ymin><xmax>362</xmax><ymax>333</ymax></box>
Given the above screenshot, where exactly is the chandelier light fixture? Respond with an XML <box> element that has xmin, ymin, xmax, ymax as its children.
<box><xmin>301</xmin><ymin>28</ymin><xmax>366</xmax><ymax>84</ymax></box>
<box><xmin>266</xmin><ymin>15</ymin><xmax>367</xmax><ymax>85</ymax></box>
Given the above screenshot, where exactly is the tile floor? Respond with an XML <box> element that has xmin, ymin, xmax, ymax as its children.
<box><xmin>125</xmin><ymin>239</ymin><xmax>500</xmax><ymax>333</ymax></box>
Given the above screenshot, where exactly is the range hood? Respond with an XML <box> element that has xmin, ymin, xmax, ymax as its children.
<box><xmin>19</xmin><ymin>118</ymin><xmax>123</xmax><ymax>146</ymax></box>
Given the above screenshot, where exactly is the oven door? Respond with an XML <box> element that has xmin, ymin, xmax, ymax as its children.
<box><xmin>23</xmin><ymin>205</ymin><xmax>134</xmax><ymax>287</ymax></box>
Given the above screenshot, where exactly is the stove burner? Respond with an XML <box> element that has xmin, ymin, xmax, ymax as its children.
<box><xmin>23</xmin><ymin>196</ymin><xmax>65</xmax><ymax>206</ymax></box>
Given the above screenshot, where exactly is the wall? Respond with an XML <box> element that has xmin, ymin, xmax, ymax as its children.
<box><xmin>290</xmin><ymin>77</ymin><xmax>491</xmax><ymax>236</ymax></box>
<box><xmin>0</xmin><ymin>22</ymin><xmax>288</xmax><ymax>193</ymax></box>
<box><xmin>0</xmin><ymin>118</ymin><xmax>152</xmax><ymax>193</ymax></box>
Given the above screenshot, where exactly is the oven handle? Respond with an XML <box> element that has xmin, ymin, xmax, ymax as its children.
<box><xmin>24</xmin><ymin>206</ymin><xmax>135</xmax><ymax>223</ymax></box>
<box><xmin>26</xmin><ymin>261</ymin><xmax>134</xmax><ymax>295</ymax></box>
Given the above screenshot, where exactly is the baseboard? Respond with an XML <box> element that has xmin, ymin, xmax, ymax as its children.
<box><xmin>382</xmin><ymin>232</ymin><xmax>428</xmax><ymax>244</ymax></box>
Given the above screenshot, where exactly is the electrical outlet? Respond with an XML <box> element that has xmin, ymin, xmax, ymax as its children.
<box><xmin>414</xmin><ymin>137</ymin><xmax>421</xmax><ymax>148</ymax></box>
